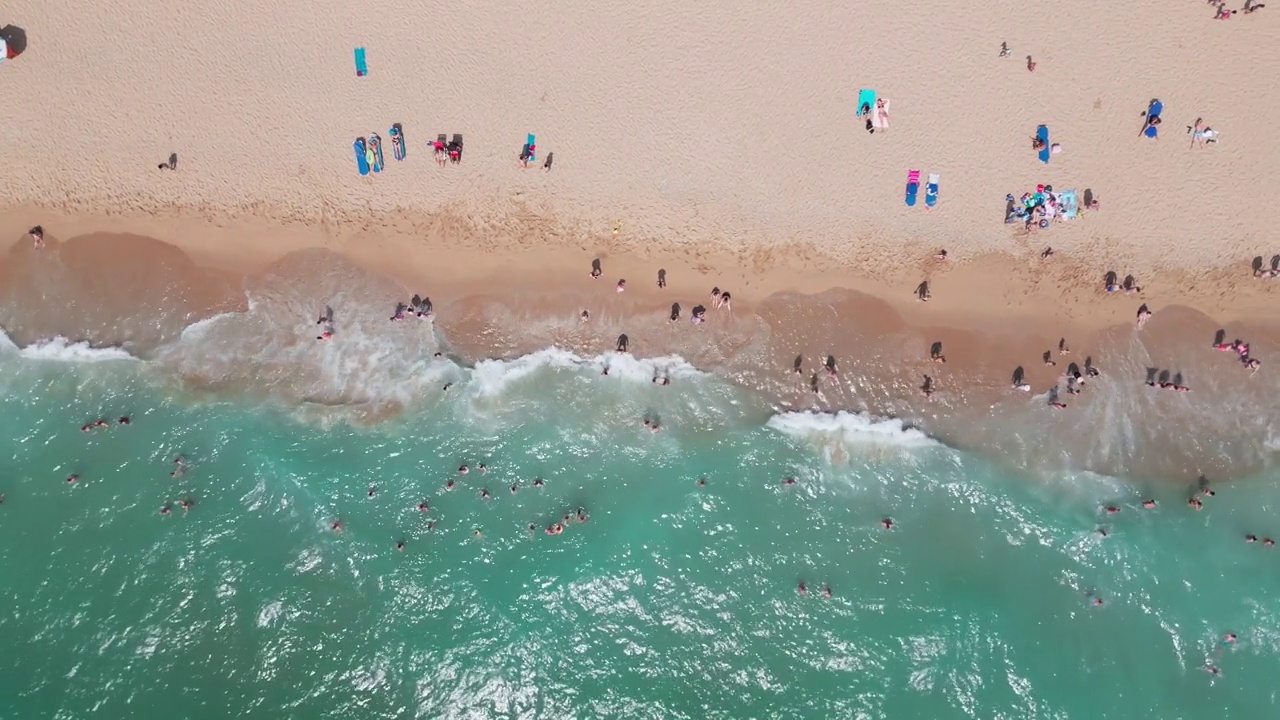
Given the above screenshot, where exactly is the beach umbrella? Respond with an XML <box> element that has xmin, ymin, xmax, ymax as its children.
<box><xmin>0</xmin><ymin>25</ymin><xmax>27</xmax><ymax>58</ymax></box>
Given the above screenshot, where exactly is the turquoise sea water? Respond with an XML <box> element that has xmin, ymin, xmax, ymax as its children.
<box><xmin>3</xmin><ymin>339</ymin><xmax>1280</xmax><ymax>719</ymax></box>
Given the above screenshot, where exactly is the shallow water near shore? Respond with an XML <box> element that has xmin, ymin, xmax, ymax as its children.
<box><xmin>3</xmin><ymin>341</ymin><xmax>1280</xmax><ymax>719</ymax></box>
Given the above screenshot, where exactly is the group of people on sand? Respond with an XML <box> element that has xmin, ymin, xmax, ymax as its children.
<box><xmin>1212</xmin><ymin>0</ymin><xmax>1267</xmax><ymax>19</ymax></box>
<box><xmin>391</xmin><ymin>294</ymin><xmax>433</xmax><ymax>321</ymax></box>
<box><xmin>1212</xmin><ymin>337</ymin><xmax>1262</xmax><ymax>374</ymax></box>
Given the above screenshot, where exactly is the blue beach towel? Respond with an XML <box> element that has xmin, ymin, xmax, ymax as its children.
<box><xmin>1036</xmin><ymin>125</ymin><xmax>1050</xmax><ymax>164</ymax></box>
<box><xmin>391</xmin><ymin>124</ymin><xmax>406</xmax><ymax>161</ymax></box>
<box><xmin>1147</xmin><ymin>100</ymin><xmax>1163</xmax><ymax>120</ymax></box>
<box><xmin>905</xmin><ymin>170</ymin><xmax>920</xmax><ymax>207</ymax></box>
<box><xmin>857</xmin><ymin>89</ymin><xmax>877</xmax><ymax>117</ymax></box>
<box><xmin>354</xmin><ymin>47</ymin><xmax>368</xmax><ymax>77</ymax></box>
<box><xmin>369</xmin><ymin>133</ymin><xmax>384</xmax><ymax>172</ymax></box>
<box><xmin>526</xmin><ymin>133</ymin><xmax>537</xmax><ymax>162</ymax></box>
<box><xmin>354</xmin><ymin>137</ymin><xmax>370</xmax><ymax>176</ymax></box>
<box><xmin>925</xmin><ymin>173</ymin><xmax>939</xmax><ymax>208</ymax></box>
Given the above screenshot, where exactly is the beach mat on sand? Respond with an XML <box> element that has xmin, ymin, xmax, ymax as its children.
<box><xmin>905</xmin><ymin>170</ymin><xmax>920</xmax><ymax>207</ymax></box>
<box><xmin>369</xmin><ymin>133</ymin><xmax>384</xmax><ymax>172</ymax></box>
<box><xmin>354</xmin><ymin>137</ymin><xmax>370</xmax><ymax>176</ymax></box>
<box><xmin>872</xmin><ymin>98</ymin><xmax>890</xmax><ymax>129</ymax></box>
<box><xmin>526</xmin><ymin>133</ymin><xmax>537</xmax><ymax>162</ymax></box>
<box><xmin>1036</xmin><ymin>125</ymin><xmax>1050</xmax><ymax>164</ymax></box>
<box><xmin>354</xmin><ymin>47</ymin><xmax>368</xmax><ymax>76</ymax></box>
<box><xmin>925</xmin><ymin>173</ymin><xmax>939</xmax><ymax>207</ymax></box>
<box><xmin>391</xmin><ymin>124</ymin><xmax>406</xmax><ymax>161</ymax></box>
<box><xmin>857</xmin><ymin>89</ymin><xmax>877</xmax><ymax>117</ymax></box>
<box><xmin>1058</xmin><ymin>189</ymin><xmax>1079</xmax><ymax>220</ymax></box>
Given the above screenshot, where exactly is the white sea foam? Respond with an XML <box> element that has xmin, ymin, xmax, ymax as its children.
<box><xmin>767</xmin><ymin>410</ymin><xmax>938</xmax><ymax>449</ymax></box>
<box><xmin>1</xmin><ymin>333</ymin><xmax>137</xmax><ymax>362</ymax></box>
<box><xmin>468</xmin><ymin>348</ymin><xmax>702</xmax><ymax>397</ymax></box>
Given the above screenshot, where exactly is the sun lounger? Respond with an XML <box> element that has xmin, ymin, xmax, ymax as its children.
<box><xmin>925</xmin><ymin>173</ymin><xmax>939</xmax><ymax>208</ymax></box>
<box><xmin>369</xmin><ymin>133</ymin><xmax>384</xmax><ymax>172</ymax></box>
<box><xmin>354</xmin><ymin>137</ymin><xmax>369</xmax><ymax>176</ymax></box>
<box><xmin>354</xmin><ymin>47</ymin><xmax>368</xmax><ymax>77</ymax></box>
<box><xmin>856</xmin><ymin>89</ymin><xmax>876</xmax><ymax>117</ymax></box>
<box><xmin>872</xmin><ymin>99</ymin><xmax>890</xmax><ymax>130</ymax></box>
<box><xmin>905</xmin><ymin>170</ymin><xmax>920</xmax><ymax>207</ymax></box>
<box><xmin>391</xmin><ymin>124</ymin><xmax>406</xmax><ymax>161</ymax></box>
<box><xmin>1036</xmin><ymin>125</ymin><xmax>1050</xmax><ymax>164</ymax></box>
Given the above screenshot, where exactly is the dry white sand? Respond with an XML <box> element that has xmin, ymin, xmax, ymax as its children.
<box><xmin>2</xmin><ymin>0</ymin><xmax>1279</xmax><ymax>278</ymax></box>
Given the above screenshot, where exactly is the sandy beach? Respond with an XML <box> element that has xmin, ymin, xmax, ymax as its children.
<box><xmin>2</xmin><ymin>0</ymin><xmax>1280</xmax><ymax>478</ymax></box>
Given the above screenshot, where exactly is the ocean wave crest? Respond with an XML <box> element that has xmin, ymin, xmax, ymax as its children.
<box><xmin>767</xmin><ymin>410</ymin><xmax>938</xmax><ymax>449</ymax></box>
<box><xmin>0</xmin><ymin>327</ymin><xmax>136</xmax><ymax>362</ymax></box>
<box><xmin>469</xmin><ymin>348</ymin><xmax>702</xmax><ymax>397</ymax></box>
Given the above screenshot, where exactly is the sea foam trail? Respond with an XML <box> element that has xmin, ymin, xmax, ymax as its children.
<box><xmin>767</xmin><ymin>410</ymin><xmax>938</xmax><ymax>450</ymax></box>
<box><xmin>0</xmin><ymin>327</ymin><xmax>136</xmax><ymax>362</ymax></box>
<box><xmin>468</xmin><ymin>348</ymin><xmax>703</xmax><ymax>397</ymax></box>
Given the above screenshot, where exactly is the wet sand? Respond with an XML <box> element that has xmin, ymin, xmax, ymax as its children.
<box><xmin>4</xmin><ymin>221</ymin><xmax>1274</xmax><ymax>481</ymax></box>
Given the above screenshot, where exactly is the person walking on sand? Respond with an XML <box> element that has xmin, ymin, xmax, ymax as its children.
<box><xmin>999</xmin><ymin>42</ymin><xmax>1010</xmax><ymax>58</ymax></box>
<box><xmin>543</xmin><ymin>152</ymin><xmax>554</xmax><ymax>172</ymax></box>
<box><xmin>1137</xmin><ymin>304</ymin><xmax>1152</xmax><ymax>329</ymax></box>
<box><xmin>28</xmin><ymin>225</ymin><xmax>44</xmax><ymax>249</ymax></box>
<box><xmin>1026</xmin><ymin>55</ymin><xmax>1036</xmax><ymax>72</ymax></box>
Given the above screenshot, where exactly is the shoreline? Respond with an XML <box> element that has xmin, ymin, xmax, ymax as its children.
<box><xmin>2</xmin><ymin>208</ymin><xmax>1278</xmax><ymax>482</ymax></box>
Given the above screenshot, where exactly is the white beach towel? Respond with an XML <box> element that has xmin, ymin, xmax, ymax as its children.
<box><xmin>872</xmin><ymin>99</ymin><xmax>890</xmax><ymax>130</ymax></box>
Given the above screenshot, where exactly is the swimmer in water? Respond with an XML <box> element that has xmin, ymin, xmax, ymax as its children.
<box><xmin>480</xmin><ymin>489</ymin><xmax>491</xmax><ymax>501</ymax></box>
<box><xmin>823</xmin><ymin>585</ymin><xmax>833</xmax><ymax>599</ymax></box>
<box><xmin>66</xmin><ymin>474</ymin><xmax>78</xmax><ymax>484</ymax></box>
<box><xmin>783</xmin><ymin>477</ymin><xmax>797</xmax><ymax>487</ymax></box>
<box><xmin>797</xmin><ymin>581</ymin><xmax>808</xmax><ymax>596</ymax></box>
<box><xmin>367</xmin><ymin>486</ymin><xmax>377</xmax><ymax>497</ymax></box>
<box><xmin>1266</xmin><ymin>538</ymin><xmax>1276</xmax><ymax>548</ymax></box>
<box><xmin>458</xmin><ymin>465</ymin><xmax>469</xmax><ymax>475</ymax></box>
<box><xmin>396</xmin><ymin>541</ymin><xmax>406</xmax><ymax>551</ymax></box>
<box><xmin>881</xmin><ymin>518</ymin><xmax>894</xmax><ymax>529</ymax></box>
<box><xmin>118</xmin><ymin>416</ymin><xmax>130</xmax><ymax>425</ymax></box>
<box><xmin>510</xmin><ymin>483</ymin><xmax>519</xmax><ymax>494</ymax></box>
<box><xmin>171</xmin><ymin>456</ymin><xmax>186</xmax><ymax>478</ymax></box>
<box><xmin>1097</xmin><ymin>527</ymin><xmax>1109</xmax><ymax>537</ymax></box>
<box><xmin>576</xmin><ymin>508</ymin><xmax>589</xmax><ymax>523</ymax></box>
<box><xmin>653</xmin><ymin>376</ymin><xmax>671</xmax><ymax>386</ymax></box>
<box><xmin>81</xmin><ymin>424</ymin><xmax>93</xmax><ymax>433</ymax></box>
<box><xmin>417</xmin><ymin>502</ymin><xmax>429</xmax><ymax>512</ymax></box>
<box><xmin>478</xmin><ymin>464</ymin><xmax>487</xmax><ymax>475</ymax></box>
<box><xmin>1142</xmin><ymin>499</ymin><xmax>1157</xmax><ymax>508</ymax></box>
<box><xmin>563</xmin><ymin>513</ymin><xmax>574</xmax><ymax>525</ymax></box>
<box><xmin>442</xmin><ymin>382</ymin><xmax>453</xmax><ymax>392</ymax></box>
<box><xmin>528</xmin><ymin>523</ymin><xmax>537</xmax><ymax>534</ymax></box>
<box><xmin>473</xmin><ymin>528</ymin><xmax>483</xmax><ymax>539</ymax></box>
<box><xmin>1092</xmin><ymin>597</ymin><xmax>1104</xmax><ymax>606</ymax></box>
<box><xmin>1246</xmin><ymin>534</ymin><xmax>1258</xmax><ymax>543</ymax></box>
<box><xmin>95</xmin><ymin>420</ymin><xmax>109</xmax><ymax>429</ymax></box>
<box><xmin>1205</xmin><ymin>664</ymin><xmax>1221</xmax><ymax>676</ymax></box>
<box><xmin>179</xmin><ymin>498</ymin><xmax>194</xmax><ymax>512</ymax></box>
<box><xmin>1223</xmin><ymin>633</ymin><xmax>1237</xmax><ymax>644</ymax></box>
<box><xmin>533</xmin><ymin>478</ymin><xmax>545</xmax><ymax>488</ymax></box>
<box><xmin>1188</xmin><ymin>496</ymin><xmax>1203</xmax><ymax>511</ymax></box>
<box><xmin>317</xmin><ymin>330</ymin><xmax>333</xmax><ymax>341</ymax></box>
<box><xmin>697</xmin><ymin>478</ymin><xmax>707</xmax><ymax>488</ymax></box>
<box><xmin>445</xmin><ymin>479</ymin><xmax>457</xmax><ymax>491</ymax></box>
<box><xmin>160</xmin><ymin>504</ymin><xmax>172</xmax><ymax>515</ymax></box>
<box><xmin>546</xmin><ymin>523</ymin><xmax>564</xmax><ymax>535</ymax></box>
<box><xmin>330</xmin><ymin>520</ymin><xmax>344</xmax><ymax>533</ymax></box>
<box><xmin>1105</xmin><ymin>506</ymin><xmax>1120</xmax><ymax>515</ymax></box>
